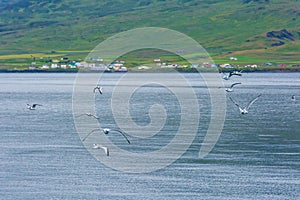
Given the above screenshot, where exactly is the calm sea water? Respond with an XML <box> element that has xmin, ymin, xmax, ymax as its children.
<box><xmin>0</xmin><ymin>72</ymin><xmax>299</xmax><ymax>199</ymax></box>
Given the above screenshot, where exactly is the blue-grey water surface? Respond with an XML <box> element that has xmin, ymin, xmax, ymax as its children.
<box><xmin>0</xmin><ymin>72</ymin><xmax>299</xmax><ymax>199</ymax></box>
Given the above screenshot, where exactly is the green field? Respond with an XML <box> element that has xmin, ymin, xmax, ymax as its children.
<box><xmin>0</xmin><ymin>0</ymin><xmax>300</xmax><ymax>69</ymax></box>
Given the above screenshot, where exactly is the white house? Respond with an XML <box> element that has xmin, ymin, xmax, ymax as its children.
<box><xmin>51</xmin><ymin>64</ymin><xmax>58</xmax><ymax>68</ymax></box>
<box><xmin>41</xmin><ymin>64</ymin><xmax>49</xmax><ymax>69</ymax></box>
<box><xmin>117</xmin><ymin>67</ymin><xmax>128</xmax><ymax>72</ymax></box>
<box><xmin>60</xmin><ymin>64</ymin><xmax>67</xmax><ymax>69</ymax></box>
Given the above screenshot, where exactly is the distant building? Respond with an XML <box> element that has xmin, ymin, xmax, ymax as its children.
<box><xmin>154</xmin><ymin>58</ymin><xmax>161</xmax><ymax>66</ymax></box>
<box><xmin>264</xmin><ymin>62</ymin><xmax>272</xmax><ymax>66</ymax></box>
<box><xmin>250</xmin><ymin>65</ymin><xmax>258</xmax><ymax>68</ymax></box>
<box><xmin>117</xmin><ymin>67</ymin><xmax>128</xmax><ymax>72</ymax></box>
<box><xmin>90</xmin><ymin>64</ymin><xmax>107</xmax><ymax>70</ymax></box>
<box><xmin>138</xmin><ymin>66</ymin><xmax>151</xmax><ymax>70</ymax></box>
<box><xmin>41</xmin><ymin>64</ymin><xmax>49</xmax><ymax>69</ymax></box>
<box><xmin>89</xmin><ymin>63</ymin><xmax>96</xmax><ymax>68</ymax></box>
<box><xmin>76</xmin><ymin>62</ymin><xmax>88</xmax><ymax>68</ymax></box>
<box><xmin>202</xmin><ymin>62</ymin><xmax>213</xmax><ymax>67</ymax></box>
<box><xmin>69</xmin><ymin>64</ymin><xmax>77</xmax><ymax>69</ymax></box>
<box><xmin>51</xmin><ymin>64</ymin><xmax>58</xmax><ymax>68</ymax></box>
<box><xmin>278</xmin><ymin>63</ymin><xmax>286</xmax><ymax>67</ymax></box>
<box><xmin>61</xmin><ymin>64</ymin><xmax>67</xmax><ymax>69</ymax></box>
<box><xmin>28</xmin><ymin>66</ymin><xmax>36</xmax><ymax>70</ymax></box>
<box><xmin>161</xmin><ymin>63</ymin><xmax>177</xmax><ymax>68</ymax></box>
<box><xmin>220</xmin><ymin>64</ymin><xmax>233</xmax><ymax>68</ymax></box>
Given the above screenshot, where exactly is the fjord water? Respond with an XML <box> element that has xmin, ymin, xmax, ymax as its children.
<box><xmin>0</xmin><ymin>73</ymin><xmax>299</xmax><ymax>199</ymax></box>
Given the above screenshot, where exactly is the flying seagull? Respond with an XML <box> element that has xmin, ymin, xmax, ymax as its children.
<box><xmin>103</xmin><ymin>128</ymin><xmax>131</xmax><ymax>144</ymax></box>
<box><xmin>226</xmin><ymin>82</ymin><xmax>242</xmax><ymax>92</ymax></box>
<box><xmin>222</xmin><ymin>71</ymin><xmax>242</xmax><ymax>80</ymax></box>
<box><xmin>82</xmin><ymin>128</ymin><xmax>131</xmax><ymax>144</ymax></box>
<box><xmin>27</xmin><ymin>104</ymin><xmax>42</xmax><ymax>110</ymax></box>
<box><xmin>94</xmin><ymin>86</ymin><xmax>103</xmax><ymax>95</ymax></box>
<box><xmin>229</xmin><ymin>94</ymin><xmax>261</xmax><ymax>114</ymax></box>
<box><xmin>93</xmin><ymin>144</ymin><xmax>109</xmax><ymax>156</ymax></box>
<box><xmin>76</xmin><ymin>113</ymin><xmax>99</xmax><ymax>119</ymax></box>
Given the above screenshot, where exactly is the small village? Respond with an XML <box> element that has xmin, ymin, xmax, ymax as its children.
<box><xmin>26</xmin><ymin>56</ymin><xmax>300</xmax><ymax>72</ymax></box>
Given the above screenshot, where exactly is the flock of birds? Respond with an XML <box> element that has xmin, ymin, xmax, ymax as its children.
<box><xmin>221</xmin><ymin>70</ymin><xmax>262</xmax><ymax>115</ymax></box>
<box><xmin>26</xmin><ymin>72</ymin><xmax>296</xmax><ymax>156</ymax></box>
<box><xmin>26</xmin><ymin>85</ymin><xmax>130</xmax><ymax>156</ymax></box>
<box><xmin>222</xmin><ymin>70</ymin><xmax>296</xmax><ymax>114</ymax></box>
<box><xmin>76</xmin><ymin>85</ymin><xmax>131</xmax><ymax>156</ymax></box>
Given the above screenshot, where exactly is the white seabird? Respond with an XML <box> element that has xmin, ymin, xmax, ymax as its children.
<box><xmin>27</xmin><ymin>104</ymin><xmax>42</xmax><ymax>110</ymax></box>
<box><xmin>222</xmin><ymin>71</ymin><xmax>242</xmax><ymax>80</ymax></box>
<box><xmin>93</xmin><ymin>144</ymin><xmax>109</xmax><ymax>156</ymax></box>
<box><xmin>83</xmin><ymin>128</ymin><xmax>131</xmax><ymax>144</ymax></box>
<box><xmin>93</xmin><ymin>86</ymin><xmax>103</xmax><ymax>95</ymax></box>
<box><xmin>229</xmin><ymin>94</ymin><xmax>261</xmax><ymax>115</ymax></box>
<box><xmin>226</xmin><ymin>82</ymin><xmax>242</xmax><ymax>92</ymax></box>
<box><xmin>76</xmin><ymin>113</ymin><xmax>99</xmax><ymax>119</ymax></box>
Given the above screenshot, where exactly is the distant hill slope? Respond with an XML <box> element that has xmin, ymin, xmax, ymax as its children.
<box><xmin>0</xmin><ymin>0</ymin><xmax>299</xmax><ymax>59</ymax></box>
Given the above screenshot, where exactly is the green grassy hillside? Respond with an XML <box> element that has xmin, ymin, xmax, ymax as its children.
<box><xmin>0</xmin><ymin>0</ymin><xmax>299</xmax><ymax>63</ymax></box>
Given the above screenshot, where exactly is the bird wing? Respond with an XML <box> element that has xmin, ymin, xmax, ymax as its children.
<box><xmin>106</xmin><ymin>148</ymin><xmax>109</xmax><ymax>156</ymax></box>
<box><xmin>93</xmin><ymin>87</ymin><xmax>97</xmax><ymax>93</ymax></box>
<box><xmin>91</xmin><ymin>114</ymin><xmax>99</xmax><ymax>119</ymax></box>
<box><xmin>98</xmin><ymin>87</ymin><xmax>103</xmax><ymax>94</ymax></box>
<box><xmin>229</xmin><ymin>96</ymin><xmax>241</xmax><ymax>108</ymax></box>
<box><xmin>82</xmin><ymin>128</ymin><xmax>100</xmax><ymax>141</ymax></box>
<box><xmin>113</xmin><ymin>129</ymin><xmax>131</xmax><ymax>144</ymax></box>
<box><xmin>246</xmin><ymin>94</ymin><xmax>261</xmax><ymax>110</ymax></box>
<box><xmin>32</xmin><ymin>104</ymin><xmax>42</xmax><ymax>108</ymax></box>
<box><xmin>100</xmin><ymin>146</ymin><xmax>109</xmax><ymax>156</ymax></box>
<box><xmin>232</xmin><ymin>72</ymin><xmax>242</xmax><ymax>77</ymax></box>
<box><xmin>230</xmin><ymin>82</ymin><xmax>241</xmax><ymax>89</ymax></box>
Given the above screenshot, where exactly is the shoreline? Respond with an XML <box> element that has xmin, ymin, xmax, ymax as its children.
<box><xmin>0</xmin><ymin>68</ymin><xmax>299</xmax><ymax>73</ymax></box>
